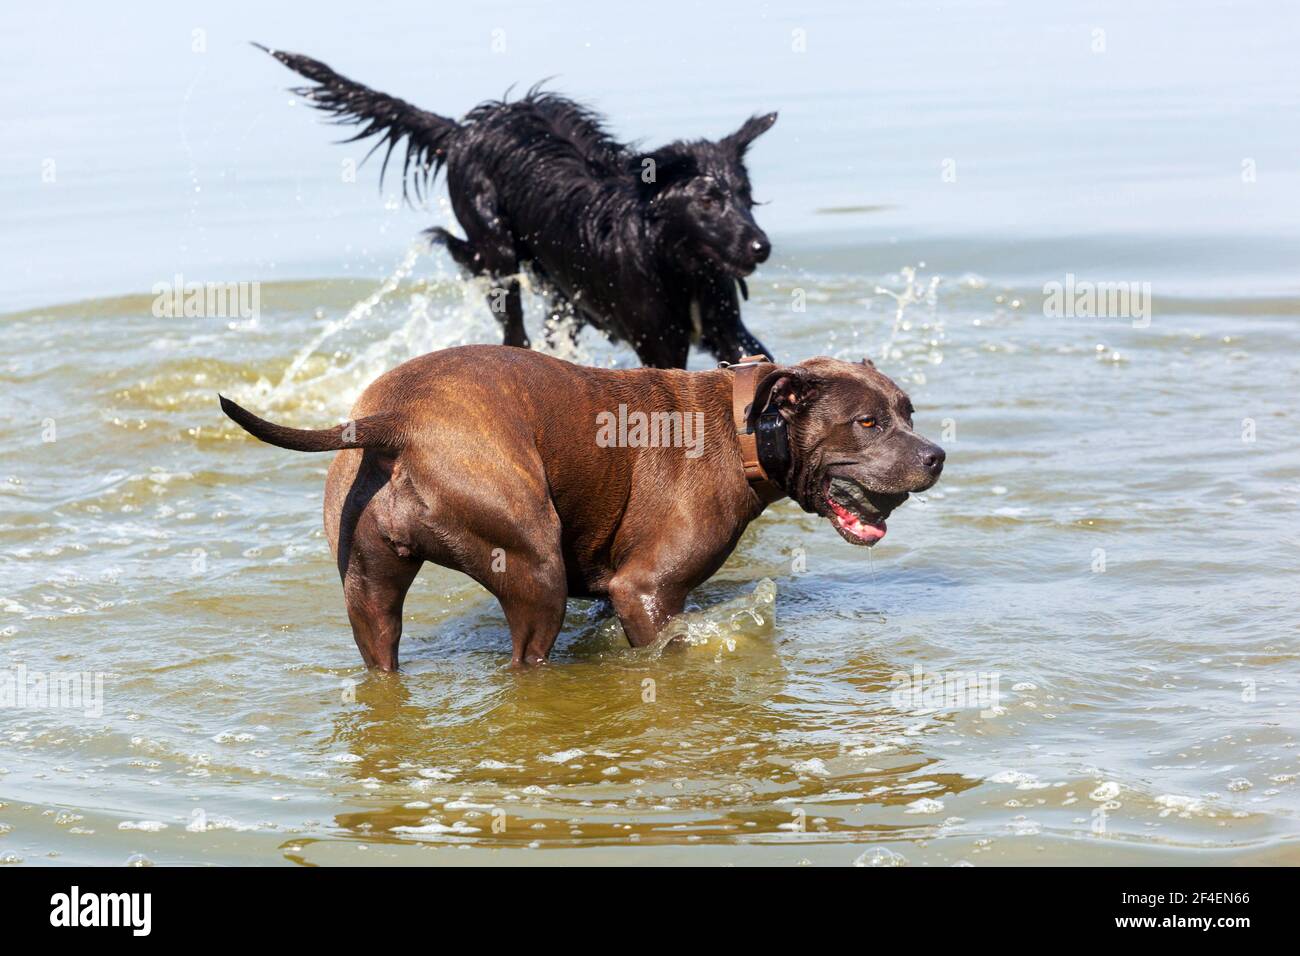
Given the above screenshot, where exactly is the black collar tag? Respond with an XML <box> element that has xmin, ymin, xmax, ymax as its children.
<box><xmin>755</xmin><ymin>407</ymin><xmax>791</xmax><ymax>491</ymax></box>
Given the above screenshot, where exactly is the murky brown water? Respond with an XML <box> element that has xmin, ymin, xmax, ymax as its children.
<box><xmin>3</xmin><ymin>245</ymin><xmax>1298</xmax><ymax>865</ymax></box>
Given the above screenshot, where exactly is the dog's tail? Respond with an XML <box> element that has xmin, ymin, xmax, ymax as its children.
<box><xmin>254</xmin><ymin>42</ymin><xmax>458</xmax><ymax>203</ymax></box>
<box><xmin>219</xmin><ymin>395</ymin><xmax>405</xmax><ymax>453</ymax></box>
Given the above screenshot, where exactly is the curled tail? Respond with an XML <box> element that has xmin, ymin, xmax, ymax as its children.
<box><xmin>255</xmin><ymin>42</ymin><xmax>458</xmax><ymax>203</ymax></box>
<box><xmin>219</xmin><ymin>395</ymin><xmax>404</xmax><ymax>453</ymax></box>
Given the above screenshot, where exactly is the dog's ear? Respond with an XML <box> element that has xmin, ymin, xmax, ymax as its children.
<box><xmin>637</xmin><ymin>146</ymin><xmax>699</xmax><ymax>198</ymax></box>
<box><xmin>723</xmin><ymin>112</ymin><xmax>778</xmax><ymax>155</ymax></box>
<box><xmin>751</xmin><ymin>365</ymin><xmax>820</xmax><ymax>425</ymax></box>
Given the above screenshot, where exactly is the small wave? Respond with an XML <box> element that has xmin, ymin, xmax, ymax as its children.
<box><xmin>651</xmin><ymin>578</ymin><xmax>777</xmax><ymax>656</ymax></box>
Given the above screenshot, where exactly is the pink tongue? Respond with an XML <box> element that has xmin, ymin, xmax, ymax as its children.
<box><xmin>849</xmin><ymin>517</ymin><xmax>887</xmax><ymax>542</ymax></box>
<box><xmin>829</xmin><ymin>499</ymin><xmax>887</xmax><ymax>542</ymax></box>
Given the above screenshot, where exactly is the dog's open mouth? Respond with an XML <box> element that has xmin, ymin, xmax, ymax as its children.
<box><xmin>824</xmin><ymin>478</ymin><xmax>907</xmax><ymax>547</ymax></box>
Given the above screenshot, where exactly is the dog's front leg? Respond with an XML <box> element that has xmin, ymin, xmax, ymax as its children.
<box><xmin>607</xmin><ymin>565</ymin><xmax>689</xmax><ymax>647</ymax></box>
<box><xmin>720</xmin><ymin>320</ymin><xmax>773</xmax><ymax>364</ymax></box>
<box><xmin>502</xmin><ymin>590</ymin><xmax>566</xmax><ymax>666</ymax></box>
<box><xmin>697</xmin><ymin>281</ymin><xmax>774</xmax><ymax>364</ymax></box>
<box><xmin>632</xmin><ymin>323</ymin><xmax>690</xmax><ymax>369</ymax></box>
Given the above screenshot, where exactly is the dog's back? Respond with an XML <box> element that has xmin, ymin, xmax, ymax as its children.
<box><xmin>446</xmin><ymin>92</ymin><xmax>640</xmax><ymax>253</ymax></box>
<box><xmin>459</xmin><ymin>91</ymin><xmax>629</xmax><ymax>178</ymax></box>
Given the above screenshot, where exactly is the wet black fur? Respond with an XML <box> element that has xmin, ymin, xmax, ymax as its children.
<box><xmin>259</xmin><ymin>44</ymin><xmax>778</xmax><ymax>367</ymax></box>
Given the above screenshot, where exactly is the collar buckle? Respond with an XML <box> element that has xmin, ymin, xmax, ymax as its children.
<box><xmin>726</xmin><ymin>354</ymin><xmax>786</xmax><ymax>504</ymax></box>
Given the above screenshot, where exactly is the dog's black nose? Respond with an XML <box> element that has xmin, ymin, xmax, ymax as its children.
<box><xmin>749</xmin><ymin>237</ymin><xmax>771</xmax><ymax>262</ymax></box>
<box><xmin>920</xmin><ymin>445</ymin><xmax>946</xmax><ymax>477</ymax></box>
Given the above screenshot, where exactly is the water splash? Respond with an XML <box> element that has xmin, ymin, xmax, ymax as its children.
<box><xmin>653</xmin><ymin>578</ymin><xmax>777</xmax><ymax>656</ymax></box>
<box><xmin>272</xmin><ymin>239</ymin><xmax>431</xmax><ymax>397</ymax></box>
<box><xmin>246</xmin><ymin>241</ymin><xmax>621</xmax><ymax>420</ymax></box>
<box><xmin>874</xmin><ymin>264</ymin><xmax>941</xmax><ymax>363</ymax></box>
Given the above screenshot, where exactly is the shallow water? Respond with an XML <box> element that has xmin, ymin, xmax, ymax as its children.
<box><xmin>2</xmin><ymin>1</ymin><xmax>1299</xmax><ymax>865</ymax></box>
<box><xmin>3</xmin><ymin>246</ymin><xmax>1299</xmax><ymax>865</ymax></box>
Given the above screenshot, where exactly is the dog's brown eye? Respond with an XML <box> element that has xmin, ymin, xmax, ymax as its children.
<box><xmin>857</xmin><ymin>417</ymin><xmax>877</xmax><ymax>429</ymax></box>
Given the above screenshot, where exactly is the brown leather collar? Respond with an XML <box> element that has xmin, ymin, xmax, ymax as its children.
<box><xmin>727</xmin><ymin>355</ymin><xmax>786</xmax><ymax>506</ymax></box>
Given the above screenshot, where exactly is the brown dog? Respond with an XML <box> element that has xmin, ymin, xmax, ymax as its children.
<box><xmin>220</xmin><ymin>346</ymin><xmax>944</xmax><ymax>669</ymax></box>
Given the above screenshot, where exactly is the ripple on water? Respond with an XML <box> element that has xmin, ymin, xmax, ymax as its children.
<box><xmin>1</xmin><ymin>256</ymin><xmax>1298</xmax><ymax>864</ymax></box>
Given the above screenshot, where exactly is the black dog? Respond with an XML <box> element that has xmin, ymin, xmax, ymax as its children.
<box><xmin>259</xmin><ymin>45</ymin><xmax>778</xmax><ymax>367</ymax></box>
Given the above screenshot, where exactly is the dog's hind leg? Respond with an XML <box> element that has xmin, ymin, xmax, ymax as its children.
<box><xmin>429</xmin><ymin>229</ymin><xmax>529</xmax><ymax>348</ymax></box>
<box><xmin>498</xmin><ymin>560</ymin><xmax>567</xmax><ymax>666</ymax></box>
<box><xmin>327</xmin><ymin>449</ymin><xmax>422</xmax><ymax>671</ymax></box>
<box><xmin>342</xmin><ymin>539</ymin><xmax>421</xmax><ymax>671</ymax></box>
<box><xmin>443</xmin><ymin>176</ymin><xmax>532</xmax><ymax>348</ymax></box>
<box><xmin>472</xmin><ymin>506</ymin><xmax>567</xmax><ymax>665</ymax></box>
<box><xmin>428</xmin><ymin>225</ymin><xmax>527</xmax><ymax>345</ymax></box>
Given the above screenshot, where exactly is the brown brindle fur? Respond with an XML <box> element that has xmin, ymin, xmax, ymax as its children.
<box><xmin>221</xmin><ymin>344</ymin><xmax>944</xmax><ymax>669</ymax></box>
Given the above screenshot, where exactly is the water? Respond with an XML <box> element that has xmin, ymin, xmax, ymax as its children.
<box><xmin>2</xmin><ymin>1</ymin><xmax>1298</xmax><ymax>866</ymax></box>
